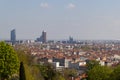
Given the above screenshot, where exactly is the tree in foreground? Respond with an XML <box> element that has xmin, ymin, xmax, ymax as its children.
<box><xmin>16</xmin><ymin>49</ymin><xmax>42</xmax><ymax>80</ymax></box>
<box><xmin>110</xmin><ymin>65</ymin><xmax>120</xmax><ymax>80</ymax></box>
<box><xmin>86</xmin><ymin>60</ymin><xmax>100</xmax><ymax>70</ymax></box>
<box><xmin>87</xmin><ymin>66</ymin><xmax>112</xmax><ymax>80</ymax></box>
<box><xmin>19</xmin><ymin>62</ymin><xmax>26</xmax><ymax>80</ymax></box>
<box><xmin>39</xmin><ymin>63</ymin><xmax>65</xmax><ymax>80</ymax></box>
<box><xmin>39</xmin><ymin>63</ymin><xmax>56</xmax><ymax>80</ymax></box>
<box><xmin>0</xmin><ymin>41</ymin><xmax>19</xmax><ymax>80</ymax></box>
<box><xmin>63</xmin><ymin>68</ymin><xmax>77</xmax><ymax>80</ymax></box>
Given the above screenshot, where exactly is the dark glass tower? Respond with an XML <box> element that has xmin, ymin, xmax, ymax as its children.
<box><xmin>42</xmin><ymin>31</ymin><xmax>46</xmax><ymax>43</ymax></box>
<box><xmin>36</xmin><ymin>30</ymin><xmax>47</xmax><ymax>43</ymax></box>
<box><xmin>11</xmin><ymin>29</ymin><xmax>16</xmax><ymax>44</ymax></box>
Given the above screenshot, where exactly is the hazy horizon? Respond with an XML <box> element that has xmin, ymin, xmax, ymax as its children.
<box><xmin>1</xmin><ymin>0</ymin><xmax>120</xmax><ymax>40</ymax></box>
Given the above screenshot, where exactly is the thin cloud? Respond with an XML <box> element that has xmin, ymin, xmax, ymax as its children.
<box><xmin>40</xmin><ymin>3</ymin><xmax>49</xmax><ymax>8</ymax></box>
<box><xmin>67</xmin><ymin>3</ymin><xmax>76</xmax><ymax>9</ymax></box>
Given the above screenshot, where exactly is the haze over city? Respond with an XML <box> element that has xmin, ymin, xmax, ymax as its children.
<box><xmin>1</xmin><ymin>0</ymin><xmax>120</xmax><ymax>40</ymax></box>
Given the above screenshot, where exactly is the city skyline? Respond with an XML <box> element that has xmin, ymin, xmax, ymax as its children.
<box><xmin>1</xmin><ymin>0</ymin><xmax>120</xmax><ymax>40</ymax></box>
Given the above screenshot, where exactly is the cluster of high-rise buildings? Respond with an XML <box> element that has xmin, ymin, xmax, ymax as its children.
<box><xmin>7</xmin><ymin>28</ymin><xmax>78</xmax><ymax>45</ymax></box>
<box><xmin>9</xmin><ymin>29</ymin><xmax>47</xmax><ymax>45</ymax></box>
<box><xmin>36</xmin><ymin>31</ymin><xmax>47</xmax><ymax>43</ymax></box>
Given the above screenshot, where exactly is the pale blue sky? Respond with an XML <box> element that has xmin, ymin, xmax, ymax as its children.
<box><xmin>1</xmin><ymin>0</ymin><xmax>120</xmax><ymax>40</ymax></box>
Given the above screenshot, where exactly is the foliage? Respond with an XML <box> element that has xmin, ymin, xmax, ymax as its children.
<box><xmin>86</xmin><ymin>60</ymin><xmax>100</xmax><ymax>70</ymax></box>
<box><xmin>16</xmin><ymin>49</ymin><xmax>33</xmax><ymax>65</ymax></box>
<box><xmin>0</xmin><ymin>41</ymin><xmax>19</xmax><ymax>80</ymax></box>
<box><xmin>63</xmin><ymin>68</ymin><xmax>77</xmax><ymax>80</ymax></box>
<box><xmin>19</xmin><ymin>62</ymin><xmax>26</xmax><ymax>80</ymax></box>
<box><xmin>87</xmin><ymin>66</ymin><xmax>112</xmax><ymax>80</ymax></box>
<box><xmin>15</xmin><ymin>49</ymin><xmax>40</xmax><ymax>80</ymax></box>
<box><xmin>86</xmin><ymin>60</ymin><xmax>114</xmax><ymax>80</ymax></box>
<box><xmin>24</xmin><ymin>64</ymin><xmax>35</xmax><ymax>80</ymax></box>
<box><xmin>68</xmin><ymin>69</ymin><xmax>77</xmax><ymax>77</ymax></box>
<box><xmin>14</xmin><ymin>44</ymin><xmax>72</xmax><ymax>80</ymax></box>
<box><xmin>110</xmin><ymin>65</ymin><xmax>120</xmax><ymax>80</ymax></box>
<box><xmin>52</xmin><ymin>72</ymin><xmax>65</xmax><ymax>80</ymax></box>
<box><xmin>39</xmin><ymin>63</ymin><xmax>56</xmax><ymax>80</ymax></box>
<box><xmin>30</xmin><ymin>65</ymin><xmax>43</xmax><ymax>80</ymax></box>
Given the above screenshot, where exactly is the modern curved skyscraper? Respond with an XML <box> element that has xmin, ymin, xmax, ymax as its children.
<box><xmin>11</xmin><ymin>29</ymin><xmax>16</xmax><ymax>45</ymax></box>
<box><xmin>42</xmin><ymin>31</ymin><xmax>46</xmax><ymax>43</ymax></box>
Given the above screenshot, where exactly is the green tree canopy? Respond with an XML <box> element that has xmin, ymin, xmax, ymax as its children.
<box><xmin>15</xmin><ymin>49</ymin><xmax>43</xmax><ymax>80</ymax></box>
<box><xmin>87</xmin><ymin>66</ymin><xmax>112</xmax><ymax>80</ymax></box>
<box><xmin>63</xmin><ymin>68</ymin><xmax>77</xmax><ymax>80</ymax></box>
<box><xmin>86</xmin><ymin>60</ymin><xmax>100</xmax><ymax>70</ymax></box>
<box><xmin>110</xmin><ymin>65</ymin><xmax>120</xmax><ymax>80</ymax></box>
<box><xmin>39</xmin><ymin>63</ymin><xmax>56</xmax><ymax>80</ymax></box>
<box><xmin>0</xmin><ymin>41</ymin><xmax>19</xmax><ymax>80</ymax></box>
